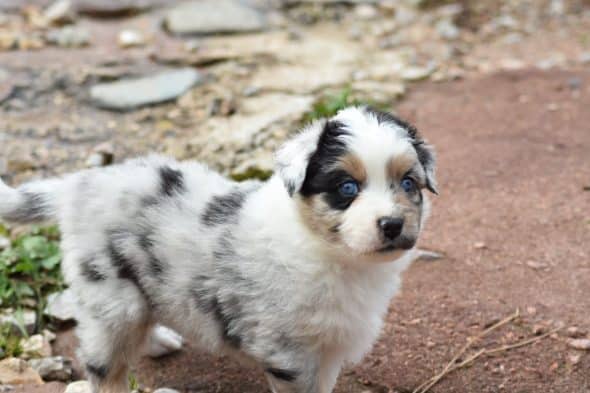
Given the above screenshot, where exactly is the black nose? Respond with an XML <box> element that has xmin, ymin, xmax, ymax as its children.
<box><xmin>378</xmin><ymin>217</ymin><xmax>404</xmax><ymax>241</ymax></box>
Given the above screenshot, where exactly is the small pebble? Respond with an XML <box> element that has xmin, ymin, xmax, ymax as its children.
<box><xmin>568</xmin><ymin>338</ymin><xmax>590</xmax><ymax>350</ymax></box>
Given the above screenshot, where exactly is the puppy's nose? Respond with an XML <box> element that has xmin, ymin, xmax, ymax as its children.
<box><xmin>378</xmin><ymin>217</ymin><xmax>404</xmax><ymax>241</ymax></box>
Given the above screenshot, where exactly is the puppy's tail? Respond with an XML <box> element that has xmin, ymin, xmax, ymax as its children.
<box><xmin>0</xmin><ymin>176</ymin><xmax>61</xmax><ymax>224</ymax></box>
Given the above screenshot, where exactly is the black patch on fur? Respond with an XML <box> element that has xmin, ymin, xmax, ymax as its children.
<box><xmin>190</xmin><ymin>280</ymin><xmax>243</xmax><ymax>348</ymax></box>
<box><xmin>86</xmin><ymin>363</ymin><xmax>108</xmax><ymax>380</ymax></box>
<box><xmin>300</xmin><ymin>120</ymin><xmax>355</xmax><ymax>210</ymax></box>
<box><xmin>365</xmin><ymin>106</ymin><xmax>437</xmax><ymax>194</ymax></box>
<box><xmin>5</xmin><ymin>191</ymin><xmax>49</xmax><ymax>223</ymax></box>
<box><xmin>159</xmin><ymin>166</ymin><xmax>185</xmax><ymax>197</ymax></box>
<box><xmin>214</xmin><ymin>295</ymin><xmax>243</xmax><ymax>348</ymax></box>
<box><xmin>80</xmin><ymin>257</ymin><xmax>106</xmax><ymax>282</ymax></box>
<box><xmin>267</xmin><ymin>367</ymin><xmax>299</xmax><ymax>382</ymax></box>
<box><xmin>364</xmin><ymin>106</ymin><xmax>418</xmax><ymax>139</ymax></box>
<box><xmin>107</xmin><ymin>231</ymin><xmax>150</xmax><ymax>302</ymax></box>
<box><xmin>201</xmin><ymin>190</ymin><xmax>246</xmax><ymax>226</ymax></box>
<box><xmin>138</xmin><ymin>231</ymin><xmax>165</xmax><ymax>278</ymax></box>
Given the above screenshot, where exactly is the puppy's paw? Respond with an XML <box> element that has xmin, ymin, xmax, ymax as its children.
<box><xmin>145</xmin><ymin>325</ymin><xmax>184</xmax><ymax>358</ymax></box>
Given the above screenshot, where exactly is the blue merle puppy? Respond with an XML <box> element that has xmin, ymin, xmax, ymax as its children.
<box><xmin>0</xmin><ymin>106</ymin><xmax>437</xmax><ymax>393</ymax></box>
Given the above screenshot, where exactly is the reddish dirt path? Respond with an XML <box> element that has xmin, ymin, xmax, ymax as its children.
<box><xmin>27</xmin><ymin>69</ymin><xmax>590</xmax><ymax>393</ymax></box>
<box><xmin>134</xmin><ymin>70</ymin><xmax>590</xmax><ymax>393</ymax></box>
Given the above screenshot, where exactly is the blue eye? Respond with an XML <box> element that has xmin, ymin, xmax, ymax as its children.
<box><xmin>338</xmin><ymin>181</ymin><xmax>359</xmax><ymax>197</ymax></box>
<box><xmin>401</xmin><ymin>178</ymin><xmax>416</xmax><ymax>193</ymax></box>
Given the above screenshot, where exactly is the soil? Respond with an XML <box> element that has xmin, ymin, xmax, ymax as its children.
<box><xmin>20</xmin><ymin>69</ymin><xmax>589</xmax><ymax>393</ymax></box>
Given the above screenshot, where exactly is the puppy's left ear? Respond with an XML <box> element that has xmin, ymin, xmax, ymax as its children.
<box><xmin>414</xmin><ymin>141</ymin><xmax>438</xmax><ymax>194</ymax></box>
<box><xmin>275</xmin><ymin>121</ymin><xmax>323</xmax><ymax>196</ymax></box>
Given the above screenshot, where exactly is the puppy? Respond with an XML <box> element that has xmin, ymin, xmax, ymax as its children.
<box><xmin>0</xmin><ymin>106</ymin><xmax>437</xmax><ymax>393</ymax></box>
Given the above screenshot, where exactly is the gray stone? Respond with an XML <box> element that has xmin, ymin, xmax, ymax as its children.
<box><xmin>0</xmin><ymin>235</ymin><xmax>9</xmax><ymax>250</ymax></box>
<box><xmin>28</xmin><ymin>356</ymin><xmax>73</xmax><ymax>382</ymax></box>
<box><xmin>64</xmin><ymin>381</ymin><xmax>91</xmax><ymax>393</ymax></box>
<box><xmin>44</xmin><ymin>0</ymin><xmax>76</xmax><ymax>25</ymax></box>
<box><xmin>45</xmin><ymin>289</ymin><xmax>77</xmax><ymax>322</ymax></box>
<box><xmin>46</xmin><ymin>26</ymin><xmax>90</xmax><ymax>48</ymax></box>
<box><xmin>579</xmin><ymin>52</ymin><xmax>590</xmax><ymax>64</ymax></box>
<box><xmin>568</xmin><ymin>338</ymin><xmax>590</xmax><ymax>350</ymax></box>
<box><xmin>153</xmin><ymin>388</ymin><xmax>180</xmax><ymax>393</ymax></box>
<box><xmin>117</xmin><ymin>29</ymin><xmax>145</xmax><ymax>48</ymax></box>
<box><xmin>165</xmin><ymin>0</ymin><xmax>268</xmax><ymax>35</ymax></box>
<box><xmin>90</xmin><ymin>68</ymin><xmax>202</xmax><ymax>111</ymax></box>
<box><xmin>0</xmin><ymin>309</ymin><xmax>36</xmax><ymax>335</ymax></box>
<box><xmin>76</xmin><ymin>0</ymin><xmax>157</xmax><ymax>16</ymax></box>
<box><xmin>435</xmin><ymin>19</ymin><xmax>460</xmax><ymax>40</ymax></box>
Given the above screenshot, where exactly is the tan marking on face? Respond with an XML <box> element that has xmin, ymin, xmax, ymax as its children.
<box><xmin>393</xmin><ymin>192</ymin><xmax>422</xmax><ymax>239</ymax></box>
<box><xmin>297</xmin><ymin>195</ymin><xmax>342</xmax><ymax>242</ymax></box>
<box><xmin>387</xmin><ymin>152</ymin><xmax>418</xmax><ymax>181</ymax></box>
<box><xmin>336</xmin><ymin>153</ymin><xmax>367</xmax><ymax>184</ymax></box>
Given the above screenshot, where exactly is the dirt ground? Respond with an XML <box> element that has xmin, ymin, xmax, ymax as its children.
<box><xmin>27</xmin><ymin>69</ymin><xmax>589</xmax><ymax>393</ymax></box>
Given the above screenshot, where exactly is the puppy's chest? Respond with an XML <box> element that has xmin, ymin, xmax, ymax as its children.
<box><xmin>295</xmin><ymin>268</ymin><xmax>396</xmax><ymax>357</ymax></box>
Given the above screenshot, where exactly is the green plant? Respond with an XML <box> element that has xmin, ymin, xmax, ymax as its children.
<box><xmin>0</xmin><ymin>323</ymin><xmax>23</xmax><ymax>359</ymax></box>
<box><xmin>0</xmin><ymin>224</ymin><xmax>64</xmax><ymax>332</ymax></box>
<box><xmin>302</xmin><ymin>87</ymin><xmax>390</xmax><ymax>124</ymax></box>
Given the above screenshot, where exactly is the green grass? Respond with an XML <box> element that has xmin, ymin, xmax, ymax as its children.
<box><xmin>301</xmin><ymin>87</ymin><xmax>391</xmax><ymax>124</ymax></box>
<box><xmin>0</xmin><ymin>223</ymin><xmax>64</xmax><ymax>354</ymax></box>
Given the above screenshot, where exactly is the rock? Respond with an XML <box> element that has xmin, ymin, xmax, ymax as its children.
<box><xmin>44</xmin><ymin>0</ymin><xmax>76</xmax><ymax>25</ymax></box>
<box><xmin>29</xmin><ymin>356</ymin><xmax>73</xmax><ymax>382</ymax></box>
<box><xmin>64</xmin><ymin>381</ymin><xmax>91</xmax><ymax>393</ymax></box>
<box><xmin>532</xmin><ymin>324</ymin><xmax>545</xmax><ymax>335</ymax></box>
<box><xmin>46</xmin><ymin>26</ymin><xmax>90</xmax><ymax>48</ymax></box>
<box><xmin>21</xmin><ymin>334</ymin><xmax>52</xmax><ymax>359</ymax></box>
<box><xmin>400</xmin><ymin>64</ymin><xmax>436</xmax><ymax>81</ymax></box>
<box><xmin>568</xmin><ymin>339</ymin><xmax>590</xmax><ymax>350</ymax></box>
<box><xmin>75</xmin><ymin>0</ymin><xmax>152</xmax><ymax>16</ymax></box>
<box><xmin>0</xmin><ymin>309</ymin><xmax>37</xmax><ymax>335</ymax></box>
<box><xmin>414</xmin><ymin>249</ymin><xmax>444</xmax><ymax>262</ymax></box>
<box><xmin>435</xmin><ymin>19</ymin><xmax>460</xmax><ymax>40</ymax></box>
<box><xmin>90</xmin><ymin>68</ymin><xmax>202</xmax><ymax>111</ymax></box>
<box><xmin>0</xmin><ymin>235</ymin><xmax>9</xmax><ymax>249</ymax></box>
<box><xmin>569</xmin><ymin>353</ymin><xmax>582</xmax><ymax>365</ymax></box>
<box><xmin>7</xmin><ymin>156</ymin><xmax>36</xmax><ymax>172</ymax></box>
<box><xmin>0</xmin><ymin>358</ymin><xmax>44</xmax><ymax>385</ymax></box>
<box><xmin>473</xmin><ymin>242</ymin><xmax>486</xmax><ymax>249</ymax></box>
<box><xmin>165</xmin><ymin>0</ymin><xmax>268</xmax><ymax>35</ymax></box>
<box><xmin>499</xmin><ymin>58</ymin><xmax>526</xmax><ymax>71</ymax></box>
<box><xmin>85</xmin><ymin>143</ymin><xmax>114</xmax><ymax>167</ymax></box>
<box><xmin>526</xmin><ymin>260</ymin><xmax>547</xmax><ymax>270</ymax></box>
<box><xmin>354</xmin><ymin>4</ymin><xmax>378</xmax><ymax>20</ymax></box>
<box><xmin>579</xmin><ymin>52</ymin><xmax>590</xmax><ymax>64</ymax></box>
<box><xmin>45</xmin><ymin>289</ymin><xmax>77</xmax><ymax>322</ymax></box>
<box><xmin>153</xmin><ymin>389</ymin><xmax>180</xmax><ymax>393</ymax></box>
<box><xmin>117</xmin><ymin>29</ymin><xmax>145</xmax><ymax>48</ymax></box>
<box><xmin>566</xmin><ymin>327</ymin><xmax>586</xmax><ymax>338</ymax></box>
<box><xmin>0</xmin><ymin>384</ymin><xmax>14</xmax><ymax>392</ymax></box>
<box><xmin>567</xmin><ymin>77</ymin><xmax>582</xmax><ymax>90</ymax></box>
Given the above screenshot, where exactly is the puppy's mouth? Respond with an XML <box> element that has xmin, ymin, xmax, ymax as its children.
<box><xmin>376</xmin><ymin>237</ymin><xmax>416</xmax><ymax>253</ymax></box>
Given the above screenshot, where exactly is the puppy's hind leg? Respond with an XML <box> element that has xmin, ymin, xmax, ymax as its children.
<box><xmin>76</xmin><ymin>309</ymin><xmax>151</xmax><ymax>393</ymax></box>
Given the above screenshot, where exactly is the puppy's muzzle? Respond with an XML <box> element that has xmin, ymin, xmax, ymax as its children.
<box><xmin>376</xmin><ymin>217</ymin><xmax>415</xmax><ymax>252</ymax></box>
<box><xmin>378</xmin><ymin>217</ymin><xmax>404</xmax><ymax>241</ymax></box>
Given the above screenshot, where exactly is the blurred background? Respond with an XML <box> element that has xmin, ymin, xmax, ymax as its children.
<box><xmin>0</xmin><ymin>0</ymin><xmax>589</xmax><ymax>392</ymax></box>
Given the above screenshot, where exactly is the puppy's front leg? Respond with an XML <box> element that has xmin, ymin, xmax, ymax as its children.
<box><xmin>263</xmin><ymin>352</ymin><xmax>320</xmax><ymax>393</ymax></box>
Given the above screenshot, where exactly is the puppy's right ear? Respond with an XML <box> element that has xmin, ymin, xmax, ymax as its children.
<box><xmin>275</xmin><ymin>121</ymin><xmax>324</xmax><ymax>196</ymax></box>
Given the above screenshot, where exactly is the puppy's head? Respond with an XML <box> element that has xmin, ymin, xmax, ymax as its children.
<box><xmin>276</xmin><ymin>106</ymin><xmax>437</xmax><ymax>263</ymax></box>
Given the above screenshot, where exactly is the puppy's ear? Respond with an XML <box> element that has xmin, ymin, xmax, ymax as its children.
<box><xmin>275</xmin><ymin>121</ymin><xmax>324</xmax><ymax>196</ymax></box>
<box><xmin>414</xmin><ymin>140</ymin><xmax>438</xmax><ymax>194</ymax></box>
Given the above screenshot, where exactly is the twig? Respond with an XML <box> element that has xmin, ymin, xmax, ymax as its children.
<box><xmin>412</xmin><ymin>309</ymin><xmax>520</xmax><ymax>393</ymax></box>
<box><xmin>412</xmin><ymin>311</ymin><xmax>560</xmax><ymax>393</ymax></box>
